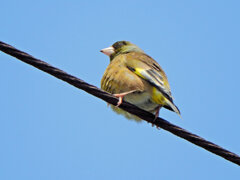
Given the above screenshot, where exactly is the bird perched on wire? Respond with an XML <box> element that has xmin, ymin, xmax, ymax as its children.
<box><xmin>100</xmin><ymin>41</ymin><xmax>180</xmax><ymax>122</ymax></box>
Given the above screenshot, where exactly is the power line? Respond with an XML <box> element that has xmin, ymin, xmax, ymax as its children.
<box><xmin>0</xmin><ymin>40</ymin><xmax>239</xmax><ymax>166</ymax></box>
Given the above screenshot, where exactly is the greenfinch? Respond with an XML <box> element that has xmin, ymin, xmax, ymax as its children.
<box><xmin>100</xmin><ymin>41</ymin><xmax>180</xmax><ymax>122</ymax></box>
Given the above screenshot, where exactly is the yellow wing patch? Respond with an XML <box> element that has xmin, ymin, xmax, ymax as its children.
<box><xmin>127</xmin><ymin>66</ymin><xmax>172</xmax><ymax>102</ymax></box>
<box><xmin>152</xmin><ymin>87</ymin><xmax>168</xmax><ymax>105</ymax></box>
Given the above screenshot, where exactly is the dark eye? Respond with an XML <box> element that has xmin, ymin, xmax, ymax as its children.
<box><xmin>112</xmin><ymin>41</ymin><xmax>127</xmax><ymax>49</ymax></box>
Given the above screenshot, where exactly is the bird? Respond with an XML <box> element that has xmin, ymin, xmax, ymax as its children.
<box><xmin>100</xmin><ymin>41</ymin><xmax>180</xmax><ymax>122</ymax></box>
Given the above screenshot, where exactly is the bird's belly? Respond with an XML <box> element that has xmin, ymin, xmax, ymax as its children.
<box><xmin>124</xmin><ymin>91</ymin><xmax>158</xmax><ymax>112</ymax></box>
<box><xmin>109</xmin><ymin>92</ymin><xmax>159</xmax><ymax>122</ymax></box>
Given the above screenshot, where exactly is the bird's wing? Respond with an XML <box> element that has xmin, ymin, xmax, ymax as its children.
<box><xmin>125</xmin><ymin>52</ymin><xmax>173</xmax><ymax>102</ymax></box>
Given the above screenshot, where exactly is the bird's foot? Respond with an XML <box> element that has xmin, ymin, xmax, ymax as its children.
<box><xmin>114</xmin><ymin>90</ymin><xmax>137</xmax><ymax>107</ymax></box>
<box><xmin>154</xmin><ymin>106</ymin><xmax>161</xmax><ymax>121</ymax></box>
<box><xmin>150</xmin><ymin>106</ymin><xmax>162</xmax><ymax>129</ymax></box>
<box><xmin>150</xmin><ymin>122</ymin><xmax>161</xmax><ymax>129</ymax></box>
<box><xmin>114</xmin><ymin>94</ymin><xmax>123</xmax><ymax>107</ymax></box>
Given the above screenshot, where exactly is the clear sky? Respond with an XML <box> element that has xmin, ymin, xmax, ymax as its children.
<box><xmin>1</xmin><ymin>0</ymin><xmax>239</xmax><ymax>179</ymax></box>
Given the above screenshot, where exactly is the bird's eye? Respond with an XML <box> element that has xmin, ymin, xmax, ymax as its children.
<box><xmin>113</xmin><ymin>41</ymin><xmax>127</xmax><ymax>49</ymax></box>
<box><xmin>122</xmin><ymin>41</ymin><xmax>127</xmax><ymax>45</ymax></box>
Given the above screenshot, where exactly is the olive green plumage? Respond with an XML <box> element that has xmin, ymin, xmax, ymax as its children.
<box><xmin>100</xmin><ymin>41</ymin><xmax>180</xmax><ymax>121</ymax></box>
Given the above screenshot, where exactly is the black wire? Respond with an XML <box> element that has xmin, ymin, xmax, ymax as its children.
<box><xmin>0</xmin><ymin>40</ymin><xmax>239</xmax><ymax>166</ymax></box>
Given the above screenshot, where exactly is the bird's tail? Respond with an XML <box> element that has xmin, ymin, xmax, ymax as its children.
<box><xmin>164</xmin><ymin>98</ymin><xmax>181</xmax><ymax>118</ymax></box>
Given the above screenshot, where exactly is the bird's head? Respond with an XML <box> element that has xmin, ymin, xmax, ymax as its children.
<box><xmin>100</xmin><ymin>41</ymin><xmax>144</xmax><ymax>61</ymax></box>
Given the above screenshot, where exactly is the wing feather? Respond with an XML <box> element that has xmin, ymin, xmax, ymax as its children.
<box><xmin>125</xmin><ymin>52</ymin><xmax>173</xmax><ymax>102</ymax></box>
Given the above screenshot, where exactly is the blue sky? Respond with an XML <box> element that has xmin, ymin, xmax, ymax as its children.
<box><xmin>1</xmin><ymin>0</ymin><xmax>240</xmax><ymax>179</ymax></box>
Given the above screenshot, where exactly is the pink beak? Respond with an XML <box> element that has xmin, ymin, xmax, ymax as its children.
<box><xmin>100</xmin><ymin>46</ymin><xmax>114</xmax><ymax>56</ymax></box>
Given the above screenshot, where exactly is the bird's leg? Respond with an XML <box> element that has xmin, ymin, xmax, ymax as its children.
<box><xmin>114</xmin><ymin>90</ymin><xmax>137</xmax><ymax>107</ymax></box>
<box><xmin>151</xmin><ymin>106</ymin><xmax>162</xmax><ymax>129</ymax></box>
<box><xmin>154</xmin><ymin>106</ymin><xmax>161</xmax><ymax>120</ymax></box>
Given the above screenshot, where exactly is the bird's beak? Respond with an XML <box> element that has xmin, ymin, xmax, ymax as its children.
<box><xmin>100</xmin><ymin>46</ymin><xmax>114</xmax><ymax>56</ymax></box>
